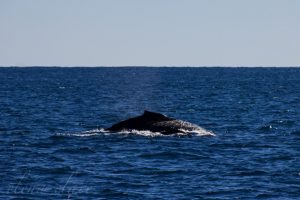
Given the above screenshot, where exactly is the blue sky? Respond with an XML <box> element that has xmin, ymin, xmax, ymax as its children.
<box><xmin>0</xmin><ymin>0</ymin><xmax>299</xmax><ymax>66</ymax></box>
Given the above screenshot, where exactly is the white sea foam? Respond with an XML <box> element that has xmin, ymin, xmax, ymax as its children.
<box><xmin>55</xmin><ymin>128</ymin><xmax>108</xmax><ymax>137</ymax></box>
<box><xmin>55</xmin><ymin>127</ymin><xmax>215</xmax><ymax>137</ymax></box>
<box><xmin>182</xmin><ymin>128</ymin><xmax>215</xmax><ymax>136</ymax></box>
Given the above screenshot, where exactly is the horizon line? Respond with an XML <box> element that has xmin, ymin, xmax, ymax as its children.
<box><xmin>1</xmin><ymin>65</ymin><xmax>300</xmax><ymax>68</ymax></box>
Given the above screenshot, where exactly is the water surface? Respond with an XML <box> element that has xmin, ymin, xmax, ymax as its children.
<box><xmin>1</xmin><ymin>67</ymin><xmax>300</xmax><ymax>199</ymax></box>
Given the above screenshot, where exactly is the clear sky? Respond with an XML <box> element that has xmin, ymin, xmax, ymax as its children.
<box><xmin>0</xmin><ymin>0</ymin><xmax>299</xmax><ymax>66</ymax></box>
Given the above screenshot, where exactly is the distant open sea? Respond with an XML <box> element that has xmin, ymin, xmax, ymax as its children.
<box><xmin>1</xmin><ymin>67</ymin><xmax>300</xmax><ymax>199</ymax></box>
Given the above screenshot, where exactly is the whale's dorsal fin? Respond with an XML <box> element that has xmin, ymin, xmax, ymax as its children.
<box><xmin>143</xmin><ymin>110</ymin><xmax>169</xmax><ymax>121</ymax></box>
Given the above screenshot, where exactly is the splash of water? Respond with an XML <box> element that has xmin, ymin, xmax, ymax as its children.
<box><xmin>55</xmin><ymin>127</ymin><xmax>215</xmax><ymax>137</ymax></box>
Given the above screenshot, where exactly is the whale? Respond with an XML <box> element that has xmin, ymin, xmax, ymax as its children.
<box><xmin>106</xmin><ymin>110</ymin><xmax>213</xmax><ymax>136</ymax></box>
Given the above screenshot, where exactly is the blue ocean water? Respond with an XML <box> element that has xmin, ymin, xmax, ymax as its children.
<box><xmin>0</xmin><ymin>67</ymin><xmax>300</xmax><ymax>199</ymax></box>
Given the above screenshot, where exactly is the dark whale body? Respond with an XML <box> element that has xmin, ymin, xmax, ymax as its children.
<box><xmin>107</xmin><ymin>110</ymin><xmax>211</xmax><ymax>135</ymax></box>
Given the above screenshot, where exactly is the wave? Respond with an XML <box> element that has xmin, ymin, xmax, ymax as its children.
<box><xmin>55</xmin><ymin>127</ymin><xmax>215</xmax><ymax>137</ymax></box>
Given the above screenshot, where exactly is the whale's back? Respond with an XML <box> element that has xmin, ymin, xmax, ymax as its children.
<box><xmin>107</xmin><ymin>111</ymin><xmax>212</xmax><ymax>135</ymax></box>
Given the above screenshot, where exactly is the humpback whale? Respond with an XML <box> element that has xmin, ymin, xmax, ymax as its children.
<box><xmin>107</xmin><ymin>110</ymin><xmax>213</xmax><ymax>136</ymax></box>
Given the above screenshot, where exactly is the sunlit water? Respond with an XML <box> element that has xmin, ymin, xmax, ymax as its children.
<box><xmin>1</xmin><ymin>67</ymin><xmax>300</xmax><ymax>199</ymax></box>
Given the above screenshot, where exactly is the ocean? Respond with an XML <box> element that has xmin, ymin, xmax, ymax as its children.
<box><xmin>0</xmin><ymin>67</ymin><xmax>300</xmax><ymax>199</ymax></box>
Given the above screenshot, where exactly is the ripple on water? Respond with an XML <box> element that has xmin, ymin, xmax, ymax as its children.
<box><xmin>2</xmin><ymin>67</ymin><xmax>300</xmax><ymax>199</ymax></box>
<box><xmin>54</xmin><ymin>146</ymin><xmax>96</xmax><ymax>154</ymax></box>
